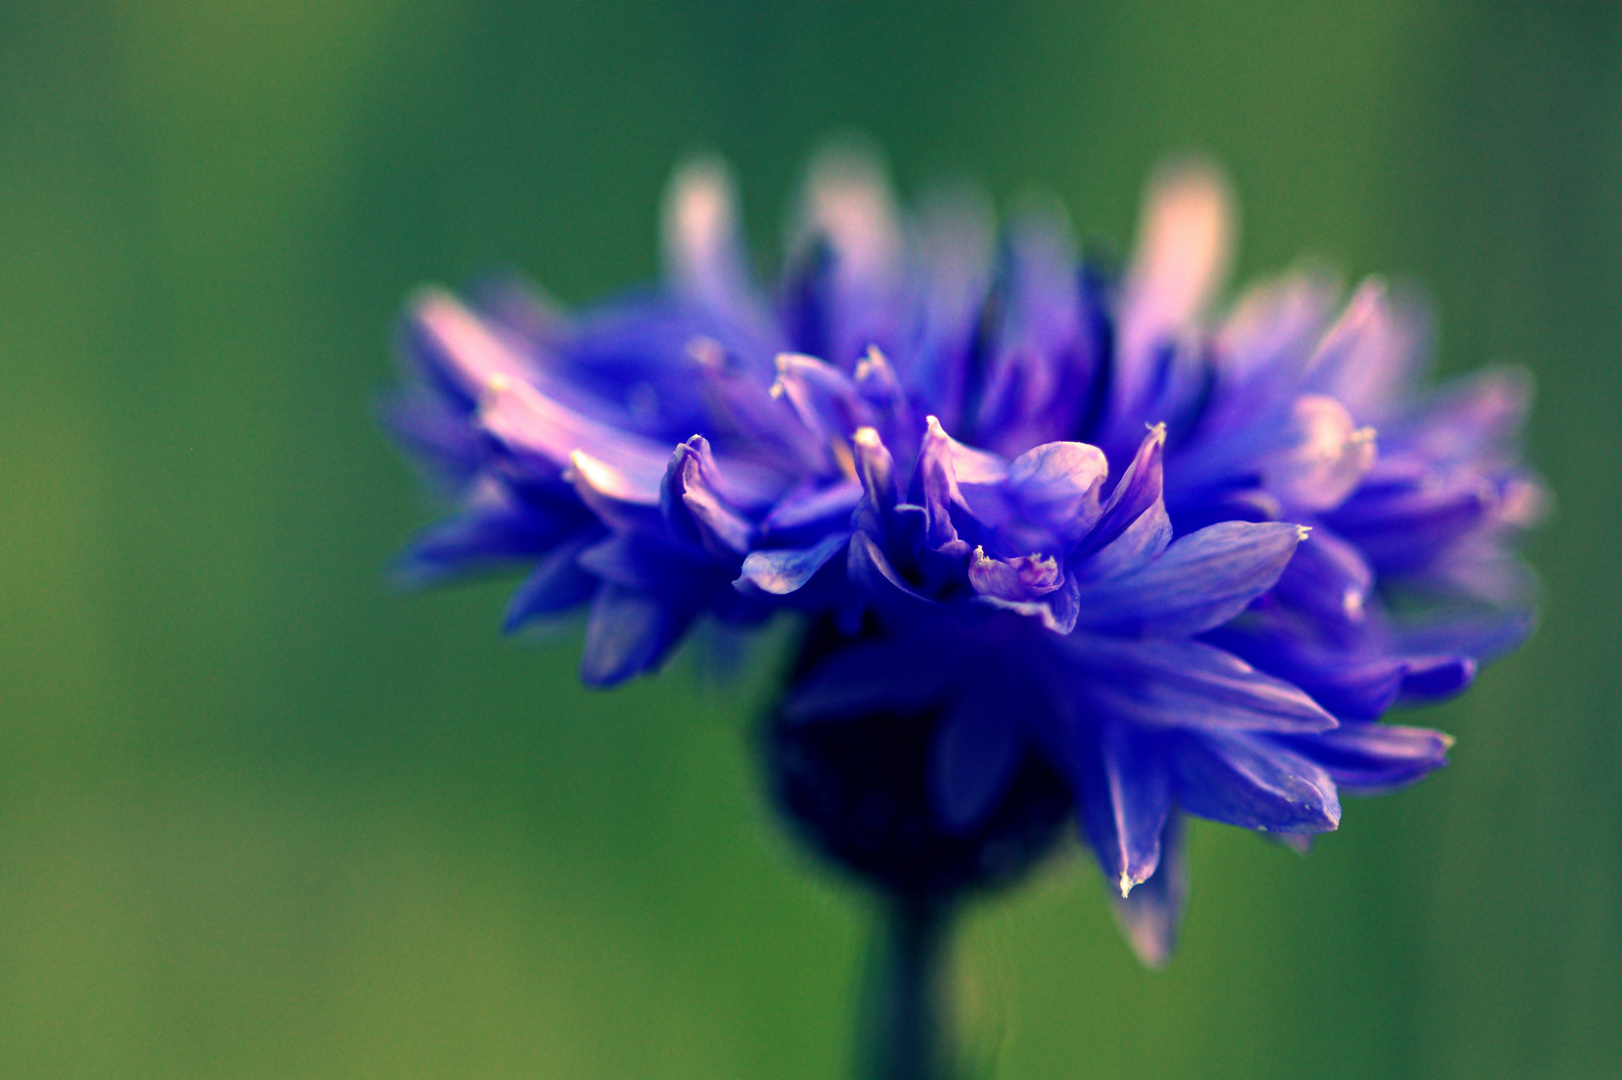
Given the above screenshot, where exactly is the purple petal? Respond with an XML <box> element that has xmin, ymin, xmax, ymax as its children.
<box><xmin>847</xmin><ymin>530</ymin><xmax>935</xmax><ymax>608</ymax></box>
<box><xmin>967</xmin><ymin>547</ymin><xmax>1062</xmax><ymax>602</ymax></box>
<box><xmin>483</xmin><ymin>375</ymin><xmax>673</xmax><ymax>490</ymax></box>
<box><xmin>660</xmin><ymin>157</ymin><xmax>780</xmax><ymax>357</ymax></box>
<box><xmin>1203</xmin><ymin>622</ymin><xmax>1409</xmax><ymax>721</ymax></box>
<box><xmin>406</xmin><ymin>288</ymin><xmax>545</xmax><ymax>408</ymax></box>
<box><xmin>1004</xmin><ymin>440</ymin><xmax>1108</xmax><ymax>543</ymax></box>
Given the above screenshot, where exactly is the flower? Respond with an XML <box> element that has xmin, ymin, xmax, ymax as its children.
<box><xmin>385</xmin><ymin>146</ymin><xmax>1541</xmax><ymax>965</ymax></box>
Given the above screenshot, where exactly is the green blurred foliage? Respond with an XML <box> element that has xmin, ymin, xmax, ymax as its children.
<box><xmin>3</xmin><ymin>2</ymin><xmax>1619</xmax><ymax>1077</ymax></box>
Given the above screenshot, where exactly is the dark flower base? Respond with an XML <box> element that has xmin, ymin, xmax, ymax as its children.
<box><xmin>763</xmin><ymin>620</ymin><xmax>1074</xmax><ymax>902</ymax></box>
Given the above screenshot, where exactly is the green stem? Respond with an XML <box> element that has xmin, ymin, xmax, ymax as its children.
<box><xmin>858</xmin><ymin>895</ymin><xmax>956</xmax><ymax>1080</ymax></box>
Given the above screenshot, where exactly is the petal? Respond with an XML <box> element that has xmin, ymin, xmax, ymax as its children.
<box><xmin>1215</xmin><ymin>266</ymin><xmax>1341</xmax><ymax>388</ymax></box>
<box><xmin>1109</xmin><ymin>813</ymin><xmax>1189</xmax><ymax>969</ymax></box>
<box><xmin>908</xmin><ymin>183</ymin><xmax>997</xmax><ymax>426</ymax></box>
<box><xmin>663</xmin><ymin>436</ymin><xmax>756</xmax><ymax>558</ymax></box>
<box><xmin>1270</xmin><ymin>525</ymin><xmax>1374</xmax><ymax>627</ymax></box>
<box><xmin>1074</xmin><ymin>718</ymin><xmax>1172</xmax><ymax>897</ymax></box>
<box><xmin>579</xmin><ymin>583</ymin><xmax>690</xmax><ymax>686</ymax></box>
<box><xmin>770</xmin><ymin>352</ymin><xmax>872</xmax><ymax>443</ymax></box>
<box><xmin>1062</xmin><ymin>636</ymin><xmax>1337</xmax><ymax>733</ymax></box>
<box><xmin>1118</xmin><ymin>160</ymin><xmax>1235</xmax><ymax>406</ymax></box>
<box><xmin>1171</xmin><ymin>729</ymin><xmax>1341</xmax><ymax>833</ymax></box>
<box><xmin>502</xmin><ymin>535</ymin><xmax>600</xmax><ymax>631</ymax></box>
<box><xmin>1203</xmin><ymin>622</ymin><xmax>1409</xmax><ymax>721</ymax></box>
<box><xmin>1005</xmin><ymin>441</ymin><xmax>1108</xmax><ymax>542</ymax></box>
<box><xmin>405</xmin><ymin>288</ymin><xmax>544</xmax><ymax>408</ymax></box>
<box><xmin>576</xmin><ymin>532</ymin><xmax>718</xmax><ymax>595</ymax></box>
<box><xmin>760</xmin><ymin>478</ymin><xmax>863</xmax><ymax>542</ymax></box>
<box><xmin>660</xmin><ymin>157</ymin><xmax>770</xmax><ymax>338</ymax></box>
<box><xmin>1262</xmin><ymin>395</ymin><xmax>1376</xmax><ymax>512</ymax></box>
<box><xmin>737</xmin><ymin>531</ymin><xmax>851</xmax><ymax>596</ymax></box>
<box><xmin>1277</xmin><ymin>721</ymin><xmax>1453</xmax><ymax>795</ymax></box>
<box><xmin>482</xmin><ymin>376</ymin><xmax>674</xmax><ymax>489</ymax></box>
<box><xmin>968</xmin><ymin>547</ymin><xmax>1062</xmax><ymax>602</ymax></box>
<box><xmin>1075</xmin><ymin>496</ymin><xmax>1172</xmax><ymax>582</ymax></box>
<box><xmin>1072</xmin><ymin>521</ymin><xmax>1305</xmax><ymax>637</ymax></box>
<box><xmin>1301</xmin><ymin>279</ymin><xmax>1433</xmax><ymax>418</ymax></box>
<box><xmin>1075</xmin><ymin>424</ymin><xmax>1166</xmax><ymax>560</ymax></box>
<box><xmin>795</xmin><ymin>141</ymin><xmax>902</xmax><ymax>296</ymax></box>
<box><xmin>974</xmin><ymin>202</ymin><xmax>1094</xmax><ymax>452</ymax></box>
<box><xmin>566</xmin><ymin>448</ymin><xmax>665</xmax><ymax>533</ymax></box>
<box><xmin>782</xmin><ymin>632</ymin><xmax>961</xmax><ymax>725</ymax></box>
<box><xmin>847</xmin><ymin>529</ymin><xmax>935</xmax><ymax>608</ymax></box>
<box><xmin>931</xmin><ymin>679</ymin><xmax>1025</xmax><ymax>832</ymax></box>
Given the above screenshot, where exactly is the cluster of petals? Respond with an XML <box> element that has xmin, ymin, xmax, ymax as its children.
<box><xmin>387</xmin><ymin>148</ymin><xmax>1541</xmax><ymax>963</ymax></box>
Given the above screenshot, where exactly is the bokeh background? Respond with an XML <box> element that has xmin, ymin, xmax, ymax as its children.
<box><xmin>4</xmin><ymin>2</ymin><xmax>1620</xmax><ymax>1077</ymax></box>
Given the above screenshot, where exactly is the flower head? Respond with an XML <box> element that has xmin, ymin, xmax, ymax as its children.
<box><xmin>386</xmin><ymin>146</ymin><xmax>1541</xmax><ymax>964</ymax></box>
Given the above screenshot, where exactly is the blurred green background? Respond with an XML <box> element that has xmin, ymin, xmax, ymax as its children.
<box><xmin>3</xmin><ymin>2</ymin><xmax>1619</xmax><ymax>1077</ymax></box>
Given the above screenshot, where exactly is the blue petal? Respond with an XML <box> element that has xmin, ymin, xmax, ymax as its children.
<box><xmin>1203</xmin><ymin>622</ymin><xmax>1409</xmax><ymax>721</ymax></box>
<box><xmin>660</xmin><ymin>158</ymin><xmax>781</xmax><ymax>359</ymax></box>
<box><xmin>913</xmin><ymin>416</ymin><xmax>1002</xmax><ymax>557</ymax></box>
<box><xmin>1270</xmin><ymin>525</ymin><xmax>1374</xmax><ymax>628</ymax></box>
<box><xmin>404</xmin><ymin>288</ymin><xmax>546</xmax><ymax>409</ymax></box>
<box><xmin>502</xmin><ymin>536</ymin><xmax>600</xmax><ymax>631</ymax></box>
<box><xmin>1075</xmin><ymin>718</ymin><xmax>1171</xmax><ymax>897</ymax></box>
<box><xmin>1062</xmin><ymin>636</ymin><xmax>1337</xmax><ymax>733</ymax></box>
<box><xmin>737</xmin><ymin>531</ymin><xmax>851</xmax><ymax>596</ymax></box>
<box><xmin>847</xmin><ymin>530</ymin><xmax>935</xmax><ymax>608</ymax></box>
<box><xmin>771</xmin><ymin>352</ymin><xmax>872</xmax><ymax>444</ymax></box>
<box><xmin>1259</xmin><ymin>394</ymin><xmax>1376</xmax><ymax>512</ymax></box>
<box><xmin>1396</xmin><ymin>655</ymin><xmax>1476</xmax><ymax>703</ymax></box>
<box><xmin>1171</xmin><ymin>729</ymin><xmax>1341</xmax><ymax>833</ymax></box>
<box><xmin>482</xmin><ymin>373</ymin><xmax>674</xmax><ymax>490</ymax></box>
<box><xmin>1109</xmin><ymin>812</ymin><xmax>1188</xmax><ymax>969</ymax></box>
<box><xmin>782</xmin><ymin>632</ymin><xmax>961</xmax><ymax>725</ymax></box>
<box><xmin>906</xmin><ymin>184</ymin><xmax>996</xmax><ymax>428</ymax></box>
<box><xmin>1001</xmin><ymin>440</ymin><xmax>1108</xmax><ymax>546</ymax></box>
<box><xmin>1072</xmin><ymin>520</ymin><xmax>1304</xmax><ymax>637</ymax></box>
<box><xmin>576</xmin><ymin>532</ymin><xmax>718</xmax><ymax>599</ymax></box>
<box><xmin>580</xmin><ymin>583</ymin><xmax>689</xmax><ymax>686</ymax></box>
<box><xmin>759</xmin><ymin>478</ymin><xmax>863</xmax><ymax>543</ymax></box>
<box><xmin>1074</xmin><ymin>424</ymin><xmax>1166</xmax><ymax>561</ymax></box>
<box><xmin>1116</xmin><ymin>160</ymin><xmax>1234</xmax><ymax>412</ymax></box>
<box><xmin>662</xmin><ymin>436</ymin><xmax>756</xmax><ymax>558</ymax></box>
<box><xmin>931</xmin><ymin>679</ymin><xmax>1024</xmax><ymax>832</ymax></box>
<box><xmin>1276</xmin><ymin>721</ymin><xmax>1452</xmax><ymax>795</ymax></box>
<box><xmin>967</xmin><ymin>548</ymin><xmax>1062</xmax><ymax>602</ymax></box>
<box><xmin>1302</xmin><ymin>279</ymin><xmax>1431</xmax><ymax>420</ymax></box>
<box><xmin>974</xmin><ymin>203</ymin><xmax>1094</xmax><ymax>454</ymax></box>
<box><xmin>566</xmin><ymin>448</ymin><xmax>666</xmax><ymax>533</ymax></box>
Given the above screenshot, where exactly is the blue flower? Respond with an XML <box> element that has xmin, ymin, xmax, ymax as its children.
<box><xmin>385</xmin><ymin>147</ymin><xmax>1539</xmax><ymax>964</ymax></box>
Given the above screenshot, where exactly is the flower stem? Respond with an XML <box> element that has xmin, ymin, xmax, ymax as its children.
<box><xmin>858</xmin><ymin>894</ymin><xmax>957</xmax><ymax>1080</ymax></box>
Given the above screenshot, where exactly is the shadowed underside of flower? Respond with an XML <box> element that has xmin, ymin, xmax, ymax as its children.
<box><xmin>384</xmin><ymin>145</ymin><xmax>1540</xmax><ymax>966</ymax></box>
